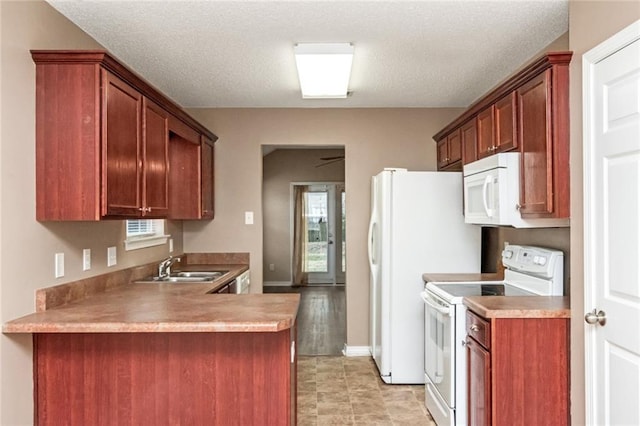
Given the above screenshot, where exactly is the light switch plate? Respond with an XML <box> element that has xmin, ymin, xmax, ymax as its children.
<box><xmin>245</xmin><ymin>211</ymin><xmax>254</xmax><ymax>225</ymax></box>
<box><xmin>55</xmin><ymin>253</ymin><xmax>64</xmax><ymax>278</ymax></box>
<box><xmin>82</xmin><ymin>249</ymin><xmax>91</xmax><ymax>271</ymax></box>
<box><xmin>107</xmin><ymin>246</ymin><xmax>117</xmax><ymax>267</ymax></box>
<box><xmin>169</xmin><ymin>238</ymin><xmax>174</xmax><ymax>253</ymax></box>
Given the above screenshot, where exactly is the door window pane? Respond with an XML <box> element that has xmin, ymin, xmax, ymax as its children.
<box><xmin>305</xmin><ymin>192</ymin><xmax>328</xmax><ymax>273</ymax></box>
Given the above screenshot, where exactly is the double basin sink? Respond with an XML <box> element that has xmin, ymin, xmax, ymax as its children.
<box><xmin>137</xmin><ymin>271</ymin><xmax>227</xmax><ymax>283</ymax></box>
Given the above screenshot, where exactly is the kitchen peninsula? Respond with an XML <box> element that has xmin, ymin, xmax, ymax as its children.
<box><xmin>3</xmin><ymin>255</ymin><xmax>299</xmax><ymax>426</ymax></box>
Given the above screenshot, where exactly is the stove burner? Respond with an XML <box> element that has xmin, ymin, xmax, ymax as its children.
<box><xmin>480</xmin><ymin>284</ymin><xmax>505</xmax><ymax>296</ymax></box>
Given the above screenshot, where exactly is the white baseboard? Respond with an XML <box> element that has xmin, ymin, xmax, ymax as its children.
<box><xmin>263</xmin><ymin>281</ymin><xmax>293</xmax><ymax>287</ymax></box>
<box><xmin>342</xmin><ymin>345</ymin><xmax>371</xmax><ymax>357</ymax></box>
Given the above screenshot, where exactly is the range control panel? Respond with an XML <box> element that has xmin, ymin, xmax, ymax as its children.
<box><xmin>502</xmin><ymin>245</ymin><xmax>563</xmax><ymax>279</ymax></box>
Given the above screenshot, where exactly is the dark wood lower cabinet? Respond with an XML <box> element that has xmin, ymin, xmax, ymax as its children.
<box><xmin>466</xmin><ymin>310</ymin><xmax>569</xmax><ymax>426</ymax></box>
<box><xmin>467</xmin><ymin>337</ymin><xmax>491</xmax><ymax>426</ymax></box>
<box><xmin>34</xmin><ymin>329</ymin><xmax>296</xmax><ymax>425</ymax></box>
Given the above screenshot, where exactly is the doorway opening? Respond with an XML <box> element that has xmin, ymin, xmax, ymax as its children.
<box><xmin>262</xmin><ymin>146</ymin><xmax>346</xmax><ymax>356</ymax></box>
<box><xmin>292</xmin><ymin>182</ymin><xmax>345</xmax><ymax>285</ymax></box>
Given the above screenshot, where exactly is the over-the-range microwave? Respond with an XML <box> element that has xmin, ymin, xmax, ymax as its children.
<box><xmin>462</xmin><ymin>153</ymin><xmax>569</xmax><ymax>228</ymax></box>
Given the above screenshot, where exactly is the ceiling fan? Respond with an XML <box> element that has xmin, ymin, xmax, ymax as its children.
<box><xmin>315</xmin><ymin>155</ymin><xmax>345</xmax><ymax>168</ymax></box>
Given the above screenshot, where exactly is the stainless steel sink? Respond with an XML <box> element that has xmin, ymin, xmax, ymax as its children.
<box><xmin>173</xmin><ymin>271</ymin><xmax>225</xmax><ymax>279</ymax></box>
<box><xmin>135</xmin><ymin>270</ymin><xmax>228</xmax><ymax>283</ymax></box>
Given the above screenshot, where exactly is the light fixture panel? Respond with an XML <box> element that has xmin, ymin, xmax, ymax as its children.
<box><xmin>294</xmin><ymin>43</ymin><xmax>354</xmax><ymax>99</ymax></box>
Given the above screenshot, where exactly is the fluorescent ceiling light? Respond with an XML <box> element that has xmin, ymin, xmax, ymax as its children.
<box><xmin>294</xmin><ymin>43</ymin><xmax>354</xmax><ymax>99</ymax></box>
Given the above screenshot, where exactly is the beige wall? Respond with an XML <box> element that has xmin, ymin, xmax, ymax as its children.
<box><xmin>568</xmin><ymin>3</ymin><xmax>640</xmax><ymax>425</ymax></box>
<box><xmin>263</xmin><ymin>148</ymin><xmax>345</xmax><ymax>282</ymax></box>
<box><xmin>183</xmin><ymin>108</ymin><xmax>462</xmax><ymax>346</ymax></box>
<box><xmin>0</xmin><ymin>2</ymin><xmax>184</xmax><ymax>423</ymax></box>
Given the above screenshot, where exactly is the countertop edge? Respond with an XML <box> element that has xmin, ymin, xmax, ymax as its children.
<box><xmin>463</xmin><ymin>296</ymin><xmax>571</xmax><ymax>319</ymax></box>
<box><xmin>3</xmin><ymin>318</ymin><xmax>296</xmax><ymax>334</ymax></box>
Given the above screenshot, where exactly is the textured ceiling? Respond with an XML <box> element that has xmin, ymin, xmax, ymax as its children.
<box><xmin>48</xmin><ymin>0</ymin><xmax>568</xmax><ymax>108</ymax></box>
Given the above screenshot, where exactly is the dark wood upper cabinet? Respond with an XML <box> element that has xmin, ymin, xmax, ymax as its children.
<box><xmin>476</xmin><ymin>105</ymin><xmax>495</xmax><ymax>159</ymax></box>
<box><xmin>32</xmin><ymin>50</ymin><xmax>217</xmax><ymax>221</ymax></box>
<box><xmin>433</xmin><ymin>52</ymin><xmax>572</xmax><ymax>219</ymax></box>
<box><xmin>477</xmin><ymin>92</ymin><xmax>517</xmax><ymax>159</ymax></box>
<box><xmin>142</xmin><ymin>98</ymin><xmax>170</xmax><ymax>217</ymax></box>
<box><xmin>494</xmin><ymin>92</ymin><xmax>517</xmax><ymax>153</ymax></box>
<box><xmin>102</xmin><ymin>71</ymin><xmax>169</xmax><ymax>218</ymax></box>
<box><xmin>201</xmin><ymin>137</ymin><xmax>215</xmax><ymax>220</ymax></box>
<box><xmin>436</xmin><ymin>128</ymin><xmax>462</xmax><ymax>171</ymax></box>
<box><xmin>168</xmin><ymin>133</ymin><xmax>200</xmax><ymax>220</ymax></box>
<box><xmin>102</xmin><ymin>71</ymin><xmax>143</xmax><ymax>217</ymax></box>
<box><xmin>461</xmin><ymin>119</ymin><xmax>478</xmax><ymax>165</ymax></box>
<box><xmin>517</xmin><ymin>68</ymin><xmax>570</xmax><ymax>219</ymax></box>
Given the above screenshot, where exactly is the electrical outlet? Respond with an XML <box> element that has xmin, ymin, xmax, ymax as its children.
<box><xmin>54</xmin><ymin>253</ymin><xmax>65</xmax><ymax>278</ymax></box>
<box><xmin>83</xmin><ymin>249</ymin><xmax>91</xmax><ymax>271</ymax></box>
<box><xmin>107</xmin><ymin>246</ymin><xmax>117</xmax><ymax>267</ymax></box>
<box><xmin>245</xmin><ymin>211</ymin><xmax>254</xmax><ymax>225</ymax></box>
<box><xmin>169</xmin><ymin>238</ymin><xmax>174</xmax><ymax>253</ymax></box>
<box><xmin>269</xmin><ymin>263</ymin><xmax>275</xmax><ymax>271</ymax></box>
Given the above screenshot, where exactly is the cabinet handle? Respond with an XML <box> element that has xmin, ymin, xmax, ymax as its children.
<box><xmin>470</xmin><ymin>324</ymin><xmax>480</xmax><ymax>332</ymax></box>
<box><xmin>146</xmin><ymin>207</ymin><xmax>152</xmax><ymax>213</ymax></box>
<box><xmin>138</xmin><ymin>207</ymin><xmax>145</xmax><ymax>212</ymax></box>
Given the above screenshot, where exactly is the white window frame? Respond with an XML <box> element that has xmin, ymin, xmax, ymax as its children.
<box><xmin>124</xmin><ymin>219</ymin><xmax>170</xmax><ymax>251</ymax></box>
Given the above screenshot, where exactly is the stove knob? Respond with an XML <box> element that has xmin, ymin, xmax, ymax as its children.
<box><xmin>538</xmin><ymin>256</ymin><xmax>547</xmax><ymax>266</ymax></box>
<box><xmin>533</xmin><ymin>256</ymin><xmax>540</xmax><ymax>264</ymax></box>
<box><xmin>503</xmin><ymin>250</ymin><xmax>513</xmax><ymax>259</ymax></box>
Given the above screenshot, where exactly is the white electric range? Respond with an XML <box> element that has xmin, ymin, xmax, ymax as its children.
<box><xmin>421</xmin><ymin>244</ymin><xmax>564</xmax><ymax>426</ymax></box>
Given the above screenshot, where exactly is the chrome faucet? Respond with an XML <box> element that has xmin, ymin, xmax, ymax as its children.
<box><xmin>158</xmin><ymin>256</ymin><xmax>181</xmax><ymax>278</ymax></box>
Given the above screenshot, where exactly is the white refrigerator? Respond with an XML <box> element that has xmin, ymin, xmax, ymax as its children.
<box><xmin>368</xmin><ymin>168</ymin><xmax>481</xmax><ymax>384</ymax></box>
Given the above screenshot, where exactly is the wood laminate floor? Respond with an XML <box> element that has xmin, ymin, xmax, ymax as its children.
<box><xmin>264</xmin><ymin>285</ymin><xmax>346</xmax><ymax>356</ymax></box>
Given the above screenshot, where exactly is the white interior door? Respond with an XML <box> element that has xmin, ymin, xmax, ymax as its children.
<box><xmin>583</xmin><ymin>20</ymin><xmax>640</xmax><ymax>426</ymax></box>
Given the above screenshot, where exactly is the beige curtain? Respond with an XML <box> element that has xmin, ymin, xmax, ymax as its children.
<box><xmin>292</xmin><ymin>185</ymin><xmax>310</xmax><ymax>286</ymax></box>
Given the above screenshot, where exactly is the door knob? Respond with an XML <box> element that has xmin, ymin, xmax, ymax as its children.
<box><xmin>584</xmin><ymin>309</ymin><xmax>607</xmax><ymax>326</ymax></box>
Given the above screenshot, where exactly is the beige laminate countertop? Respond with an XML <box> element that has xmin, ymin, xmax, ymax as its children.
<box><xmin>3</xmin><ymin>264</ymin><xmax>300</xmax><ymax>334</ymax></box>
<box><xmin>463</xmin><ymin>296</ymin><xmax>570</xmax><ymax>319</ymax></box>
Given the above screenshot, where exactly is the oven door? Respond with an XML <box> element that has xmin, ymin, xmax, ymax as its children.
<box><xmin>421</xmin><ymin>289</ymin><xmax>454</xmax><ymax>407</ymax></box>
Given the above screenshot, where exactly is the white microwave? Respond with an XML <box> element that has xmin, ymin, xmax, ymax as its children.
<box><xmin>463</xmin><ymin>153</ymin><xmax>569</xmax><ymax>228</ymax></box>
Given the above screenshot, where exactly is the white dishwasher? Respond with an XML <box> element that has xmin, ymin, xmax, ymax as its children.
<box><xmin>235</xmin><ymin>270</ymin><xmax>251</xmax><ymax>294</ymax></box>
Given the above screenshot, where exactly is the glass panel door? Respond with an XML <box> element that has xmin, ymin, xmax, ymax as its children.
<box><xmin>304</xmin><ymin>184</ymin><xmax>338</xmax><ymax>283</ymax></box>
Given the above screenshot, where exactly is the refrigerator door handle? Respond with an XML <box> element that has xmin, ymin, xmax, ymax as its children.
<box><xmin>367</xmin><ymin>218</ymin><xmax>376</xmax><ymax>268</ymax></box>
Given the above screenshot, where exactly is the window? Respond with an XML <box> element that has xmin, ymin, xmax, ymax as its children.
<box><xmin>124</xmin><ymin>219</ymin><xmax>169</xmax><ymax>251</ymax></box>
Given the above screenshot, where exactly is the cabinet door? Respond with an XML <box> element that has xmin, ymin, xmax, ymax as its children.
<box><xmin>467</xmin><ymin>337</ymin><xmax>491</xmax><ymax>426</ymax></box>
<box><xmin>477</xmin><ymin>105</ymin><xmax>495</xmax><ymax>158</ymax></box>
<box><xmin>495</xmin><ymin>92</ymin><xmax>517</xmax><ymax>153</ymax></box>
<box><xmin>447</xmin><ymin>128</ymin><xmax>462</xmax><ymax>165</ymax></box>
<box><xmin>102</xmin><ymin>70</ymin><xmax>142</xmax><ymax>217</ymax></box>
<box><xmin>461</xmin><ymin>119</ymin><xmax>478</xmax><ymax>165</ymax></box>
<box><xmin>142</xmin><ymin>98</ymin><xmax>169</xmax><ymax>217</ymax></box>
<box><xmin>201</xmin><ymin>137</ymin><xmax>215</xmax><ymax>219</ymax></box>
<box><xmin>517</xmin><ymin>71</ymin><xmax>553</xmax><ymax>216</ymax></box>
<box><xmin>436</xmin><ymin>137</ymin><xmax>449</xmax><ymax>169</ymax></box>
<box><xmin>168</xmin><ymin>133</ymin><xmax>201</xmax><ymax>219</ymax></box>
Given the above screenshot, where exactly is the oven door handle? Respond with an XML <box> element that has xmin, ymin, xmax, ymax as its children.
<box><xmin>420</xmin><ymin>291</ymin><xmax>452</xmax><ymax>317</ymax></box>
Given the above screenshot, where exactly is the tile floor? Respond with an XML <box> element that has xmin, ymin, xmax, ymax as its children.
<box><xmin>297</xmin><ymin>356</ymin><xmax>436</xmax><ymax>426</ymax></box>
